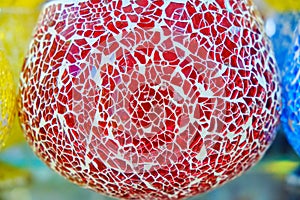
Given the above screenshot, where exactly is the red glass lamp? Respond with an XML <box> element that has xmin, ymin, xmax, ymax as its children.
<box><xmin>19</xmin><ymin>0</ymin><xmax>281</xmax><ymax>199</ymax></box>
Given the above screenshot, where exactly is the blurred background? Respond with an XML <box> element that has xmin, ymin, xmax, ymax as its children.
<box><xmin>1</xmin><ymin>0</ymin><xmax>300</xmax><ymax>199</ymax></box>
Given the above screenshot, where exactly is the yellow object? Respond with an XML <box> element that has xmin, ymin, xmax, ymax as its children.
<box><xmin>0</xmin><ymin>0</ymin><xmax>44</xmax><ymax>8</ymax></box>
<box><xmin>0</xmin><ymin>6</ymin><xmax>39</xmax><ymax>84</ymax></box>
<box><xmin>261</xmin><ymin>160</ymin><xmax>299</xmax><ymax>178</ymax></box>
<box><xmin>0</xmin><ymin>52</ymin><xmax>16</xmax><ymax>150</ymax></box>
<box><xmin>0</xmin><ymin>5</ymin><xmax>40</xmax><ymax>149</ymax></box>
<box><xmin>0</xmin><ymin>161</ymin><xmax>31</xmax><ymax>190</ymax></box>
<box><xmin>264</xmin><ymin>0</ymin><xmax>300</xmax><ymax>12</ymax></box>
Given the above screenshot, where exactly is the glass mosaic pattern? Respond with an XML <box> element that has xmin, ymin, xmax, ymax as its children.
<box><xmin>19</xmin><ymin>0</ymin><xmax>281</xmax><ymax>199</ymax></box>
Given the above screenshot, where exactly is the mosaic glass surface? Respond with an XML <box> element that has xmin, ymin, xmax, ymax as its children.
<box><xmin>19</xmin><ymin>0</ymin><xmax>281</xmax><ymax>199</ymax></box>
<box><xmin>0</xmin><ymin>51</ymin><xmax>16</xmax><ymax>149</ymax></box>
<box><xmin>281</xmin><ymin>21</ymin><xmax>300</xmax><ymax>156</ymax></box>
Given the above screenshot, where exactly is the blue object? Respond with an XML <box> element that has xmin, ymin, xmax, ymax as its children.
<box><xmin>281</xmin><ymin>19</ymin><xmax>300</xmax><ymax>156</ymax></box>
<box><xmin>267</xmin><ymin>12</ymin><xmax>300</xmax><ymax>69</ymax></box>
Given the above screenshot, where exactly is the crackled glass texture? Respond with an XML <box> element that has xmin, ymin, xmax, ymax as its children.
<box><xmin>281</xmin><ymin>22</ymin><xmax>300</xmax><ymax>156</ymax></box>
<box><xmin>19</xmin><ymin>0</ymin><xmax>281</xmax><ymax>199</ymax></box>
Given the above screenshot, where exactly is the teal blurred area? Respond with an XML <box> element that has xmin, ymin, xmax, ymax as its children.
<box><xmin>0</xmin><ymin>129</ymin><xmax>300</xmax><ymax>200</ymax></box>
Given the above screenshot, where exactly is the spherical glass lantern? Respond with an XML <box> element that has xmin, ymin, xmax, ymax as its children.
<box><xmin>19</xmin><ymin>0</ymin><xmax>281</xmax><ymax>199</ymax></box>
